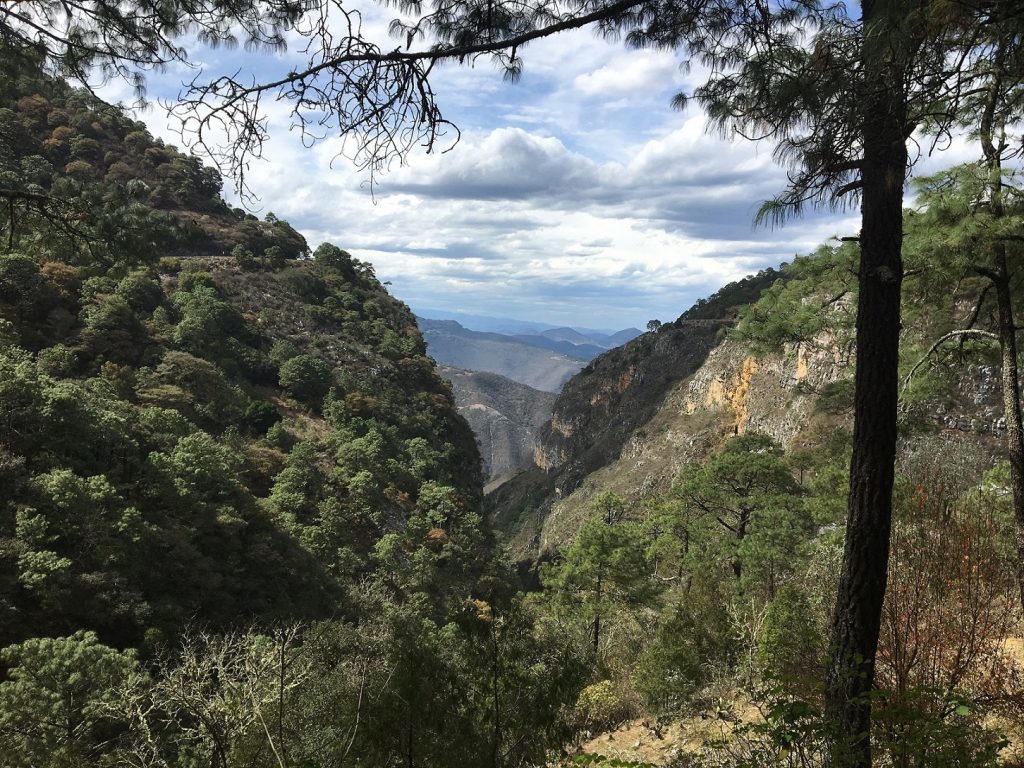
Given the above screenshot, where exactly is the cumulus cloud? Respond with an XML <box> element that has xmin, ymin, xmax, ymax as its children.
<box><xmin>95</xmin><ymin>19</ymin><xmax>946</xmax><ymax>328</ymax></box>
<box><xmin>572</xmin><ymin>50</ymin><xmax>680</xmax><ymax>97</ymax></box>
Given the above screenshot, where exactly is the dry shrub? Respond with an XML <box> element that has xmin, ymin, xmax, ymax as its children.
<box><xmin>875</xmin><ymin>473</ymin><xmax>1023</xmax><ymax>765</ymax></box>
<box><xmin>878</xmin><ymin>479</ymin><xmax>1021</xmax><ymax>708</ymax></box>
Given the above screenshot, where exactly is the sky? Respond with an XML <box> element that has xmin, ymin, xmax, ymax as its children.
<box><xmin>100</xmin><ymin>6</ymin><xmax>973</xmax><ymax>331</ymax></box>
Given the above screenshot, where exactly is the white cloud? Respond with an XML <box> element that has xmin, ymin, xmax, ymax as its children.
<box><xmin>92</xmin><ymin>17</ymin><xmax>977</xmax><ymax>329</ymax></box>
<box><xmin>572</xmin><ymin>49</ymin><xmax>680</xmax><ymax>97</ymax></box>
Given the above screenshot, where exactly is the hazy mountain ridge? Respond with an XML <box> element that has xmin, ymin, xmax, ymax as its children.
<box><xmin>415</xmin><ymin>308</ymin><xmax>641</xmax><ymax>342</ymax></box>
<box><xmin>419</xmin><ymin>314</ymin><xmax>644</xmax><ymax>486</ymax></box>
<box><xmin>508</xmin><ymin>333</ymin><xmax>608</xmax><ymax>361</ymax></box>
<box><xmin>418</xmin><ymin>317</ymin><xmax>588</xmax><ymax>392</ymax></box>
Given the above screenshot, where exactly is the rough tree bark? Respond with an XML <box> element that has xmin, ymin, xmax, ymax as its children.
<box><xmin>824</xmin><ymin>0</ymin><xmax>909</xmax><ymax>763</ymax></box>
<box><xmin>991</xmin><ymin>257</ymin><xmax>1024</xmax><ymax>608</ymax></box>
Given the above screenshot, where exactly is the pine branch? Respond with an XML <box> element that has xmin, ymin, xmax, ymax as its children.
<box><xmin>902</xmin><ymin>329</ymin><xmax>1000</xmax><ymax>390</ymax></box>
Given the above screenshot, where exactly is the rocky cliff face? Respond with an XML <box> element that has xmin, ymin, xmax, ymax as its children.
<box><xmin>488</xmin><ymin>320</ymin><xmax>741</xmax><ymax>555</ymax></box>
<box><xmin>531</xmin><ymin>320</ymin><xmax>729</xmax><ymax>486</ymax></box>
<box><xmin>492</xmin><ymin>320</ymin><xmax>1009</xmax><ymax>560</ymax></box>
<box><xmin>682</xmin><ymin>336</ymin><xmax>849</xmax><ymax>443</ymax></box>
<box><xmin>490</xmin><ymin>331</ymin><xmax>850</xmax><ymax>557</ymax></box>
<box><xmin>439</xmin><ymin>365</ymin><xmax>555</xmax><ymax>488</ymax></box>
<box><xmin>488</xmin><ymin>272</ymin><xmax>786</xmax><ymax>556</ymax></box>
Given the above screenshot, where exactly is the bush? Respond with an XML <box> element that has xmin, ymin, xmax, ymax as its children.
<box><xmin>176</xmin><ymin>269</ymin><xmax>215</xmax><ymax>293</ymax></box>
<box><xmin>265</xmin><ymin>421</ymin><xmax>297</xmax><ymax>452</ymax></box>
<box><xmin>231</xmin><ymin>244</ymin><xmax>258</xmax><ymax>271</ymax></box>
<box><xmin>279</xmin><ymin>267</ymin><xmax>326</xmax><ymax>301</ymax></box>
<box><xmin>158</xmin><ymin>257</ymin><xmax>182</xmax><ymax>274</ymax></box>
<box><xmin>269</xmin><ymin>340</ymin><xmax>300</xmax><ymax>367</ymax></box>
<box><xmin>36</xmin><ymin>344</ymin><xmax>77</xmax><ymax>377</ymax></box>
<box><xmin>243</xmin><ymin>400</ymin><xmax>280</xmax><ymax>435</ymax></box>
<box><xmin>757</xmin><ymin>583</ymin><xmax>823</xmax><ymax>693</ymax></box>
<box><xmin>264</xmin><ymin>245</ymin><xmax>287</xmax><ymax>270</ymax></box>
<box><xmin>575</xmin><ymin>680</ymin><xmax>633</xmax><ymax>730</ymax></box>
<box><xmin>115</xmin><ymin>271</ymin><xmax>164</xmax><ymax>314</ymax></box>
<box><xmin>278</xmin><ymin>354</ymin><xmax>332</xmax><ymax>406</ymax></box>
<box><xmin>632</xmin><ymin>596</ymin><xmax>731</xmax><ymax>713</ymax></box>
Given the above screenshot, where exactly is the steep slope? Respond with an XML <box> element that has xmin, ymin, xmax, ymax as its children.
<box><xmin>0</xmin><ymin>66</ymin><xmax>486</xmax><ymax>651</ymax></box>
<box><xmin>419</xmin><ymin>317</ymin><xmax>586</xmax><ymax>391</ymax></box>
<box><xmin>439</xmin><ymin>365</ymin><xmax>556</xmax><ymax>488</ymax></box>
<box><xmin>0</xmin><ymin>66</ymin><xmax>307</xmax><ymax>263</ymax></box>
<box><xmin>488</xmin><ymin>270</ymin><xmax>782</xmax><ymax>551</ymax></box>
<box><xmin>491</xmin><ymin>245</ymin><xmax>1011</xmax><ymax>561</ymax></box>
<box><xmin>502</xmin><ymin>334</ymin><xmax>844</xmax><ymax>555</ymax></box>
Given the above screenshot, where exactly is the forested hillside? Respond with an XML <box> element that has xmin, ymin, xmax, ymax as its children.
<box><xmin>0</xmin><ymin>61</ymin><xmax>588</xmax><ymax>767</ymax></box>
<box><xmin>486</xmin><ymin>218</ymin><xmax>1024</xmax><ymax>764</ymax></box>
<box><xmin>3</xmin><ymin>32</ymin><xmax>1024</xmax><ymax>768</ymax></box>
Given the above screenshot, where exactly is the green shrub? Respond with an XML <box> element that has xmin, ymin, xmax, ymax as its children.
<box><xmin>36</xmin><ymin>344</ymin><xmax>77</xmax><ymax>377</ymax></box>
<box><xmin>757</xmin><ymin>583</ymin><xmax>823</xmax><ymax>693</ymax></box>
<box><xmin>264</xmin><ymin>245</ymin><xmax>287</xmax><ymax>270</ymax></box>
<box><xmin>231</xmin><ymin>244</ymin><xmax>257</xmax><ymax>271</ymax></box>
<box><xmin>575</xmin><ymin>680</ymin><xmax>632</xmax><ymax>730</ymax></box>
<box><xmin>157</xmin><ymin>256</ymin><xmax>182</xmax><ymax>274</ymax></box>
<box><xmin>632</xmin><ymin>597</ymin><xmax>731</xmax><ymax>713</ymax></box>
<box><xmin>115</xmin><ymin>271</ymin><xmax>164</xmax><ymax>314</ymax></box>
<box><xmin>280</xmin><ymin>267</ymin><xmax>326</xmax><ymax>301</ymax></box>
<box><xmin>278</xmin><ymin>354</ymin><xmax>332</xmax><ymax>406</ymax></box>
<box><xmin>269</xmin><ymin>340</ymin><xmax>300</xmax><ymax>367</ymax></box>
<box><xmin>176</xmin><ymin>269</ymin><xmax>215</xmax><ymax>293</ymax></box>
<box><xmin>243</xmin><ymin>400</ymin><xmax>280</xmax><ymax>435</ymax></box>
<box><xmin>265</xmin><ymin>421</ymin><xmax>297</xmax><ymax>452</ymax></box>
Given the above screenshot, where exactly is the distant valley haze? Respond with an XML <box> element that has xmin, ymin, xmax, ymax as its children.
<box><xmin>414</xmin><ymin>310</ymin><xmax>642</xmax><ymax>484</ymax></box>
<box><xmin>415</xmin><ymin>314</ymin><xmax>642</xmax><ymax>392</ymax></box>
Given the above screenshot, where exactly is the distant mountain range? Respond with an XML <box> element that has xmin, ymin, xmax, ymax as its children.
<box><xmin>537</xmin><ymin>326</ymin><xmax>641</xmax><ymax>348</ymax></box>
<box><xmin>416</xmin><ymin>315</ymin><xmax>642</xmax><ymax>392</ymax></box>
<box><xmin>414</xmin><ymin>308</ymin><xmax>642</xmax><ymax>345</ymax></box>
<box><xmin>418</xmin><ymin>318</ymin><xmax>587</xmax><ymax>392</ymax></box>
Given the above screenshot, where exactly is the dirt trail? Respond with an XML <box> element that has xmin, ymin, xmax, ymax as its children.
<box><xmin>569</xmin><ymin>698</ymin><xmax>759</xmax><ymax>766</ymax></box>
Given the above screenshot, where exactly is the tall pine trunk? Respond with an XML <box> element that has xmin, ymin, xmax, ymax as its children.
<box><xmin>978</xmin><ymin>53</ymin><xmax>1024</xmax><ymax>608</ymax></box>
<box><xmin>824</xmin><ymin>0</ymin><xmax>908</xmax><ymax>763</ymax></box>
<box><xmin>992</xmin><ymin>259</ymin><xmax>1024</xmax><ymax>608</ymax></box>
